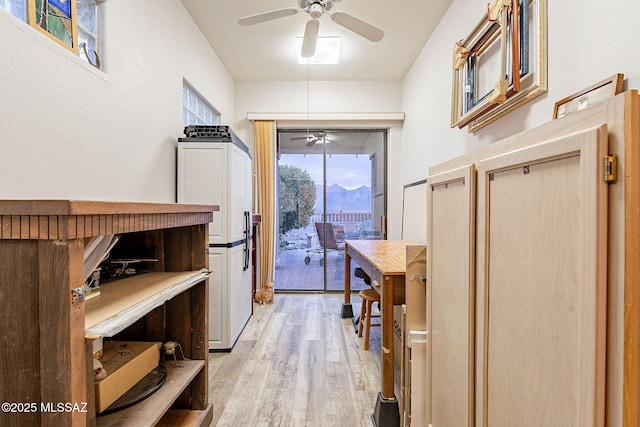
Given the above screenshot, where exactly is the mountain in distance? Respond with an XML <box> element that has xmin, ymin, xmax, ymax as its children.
<box><xmin>314</xmin><ymin>184</ymin><xmax>371</xmax><ymax>212</ymax></box>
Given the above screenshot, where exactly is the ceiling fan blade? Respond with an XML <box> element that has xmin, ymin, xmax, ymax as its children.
<box><xmin>238</xmin><ymin>8</ymin><xmax>299</xmax><ymax>26</ymax></box>
<box><xmin>331</xmin><ymin>12</ymin><xmax>384</xmax><ymax>42</ymax></box>
<box><xmin>306</xmin><ymin>140</ymin><xmax>317</xmax><ymax>147</ymax></box>
<box><xmin>301</xmin><ymin>19</ymin><xmax>320</xmax><ymax>58</ymax></box>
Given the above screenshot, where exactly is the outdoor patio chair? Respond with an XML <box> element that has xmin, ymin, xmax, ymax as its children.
<box><xmin>304</xmin><ymin>222</ymin><xmax>345</xmax><ymax>266</ymax></box>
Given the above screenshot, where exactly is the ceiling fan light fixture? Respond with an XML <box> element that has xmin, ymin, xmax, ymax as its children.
<box><xmin>295</xmin><ymin>36</ymin><xmax>341</xmax><ymax>64</ymax></box>
<box><xmin>308</xmin><ymin>3</ymin><xmax>323</xmax><ymax>19</ymax></box>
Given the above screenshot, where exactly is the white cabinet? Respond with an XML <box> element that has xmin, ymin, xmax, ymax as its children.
<box><xmin>207</xmin><ymin>245</ymin><xmax>252</xmax><ymax>349</ymax></box>
<box><xmin>177</xmin><ymin>135</ymin><xmax>253</xmax><ymax>350</ymax></box>
<box><xmin>177</xmin><ymin>141</ymin><xmax>252</xmax><ymax>246</ymax></box>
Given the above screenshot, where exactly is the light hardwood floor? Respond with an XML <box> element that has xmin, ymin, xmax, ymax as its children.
<box><xmin>208</xmin><ymin>293</ymin><xmax>382</xmax><ymax>427</ymax></box>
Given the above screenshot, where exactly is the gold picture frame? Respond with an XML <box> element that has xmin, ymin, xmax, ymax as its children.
<box><xmin>553</xmin><ymin>74</ymin><xmax>624</xmax><ymax>119</ymax></box>
<box><xmin>451</xmin><ymin>0</ymin><xmax>547</xmax><ymax>132</ymax></box>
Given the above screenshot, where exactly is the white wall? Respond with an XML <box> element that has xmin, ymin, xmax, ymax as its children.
<box><xmin>0</xmin><ymin>0</ymin><xmax>234</xmax><ymax>202</ymax></box>
<box><xmin>402</xmin><ymin>0</ymin><xmax>640</xmax><ymax>185</ymax></box>
<box><xmin>235</xmin><ymin>80</ymin><xmax>406</xmax><ymax>238</ymax></box>
<box><xmin>233</xmin><ymin>80</ymin><xmax>402</xmax><ymax>140</ymax></box>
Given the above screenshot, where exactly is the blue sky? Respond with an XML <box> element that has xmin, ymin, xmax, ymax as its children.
<box><xmin>279</xmin><ymin>153</ymin><xmax>371</xmax><ymax>190</ymax></box>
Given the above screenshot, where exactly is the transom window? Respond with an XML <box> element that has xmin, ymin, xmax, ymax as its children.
<box><xmin>1</xmin><ymin>0</ymin><xmax>101</xmax><ymax>69</ymax></box>
<box><xmin>183</xmin><ymin>82</ymin><xmax>220</xmax><ymax>125</ymax></box>
<box><xmin>76</xmin><ymin>0</ymin><xmax>100</xmax><ymax>68</ymax></box>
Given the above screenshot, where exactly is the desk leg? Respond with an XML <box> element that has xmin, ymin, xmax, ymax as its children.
<box><xmin>372</xmin><ymin>393</ymin><xmax>400</xmax><ymax>427</ymax></box>
<box><xmin>371</xmin><ymin>276</ymin><xmax>400</xmax><ymax>427</ymax></box>
<box><xmin>341</xmin><ymin>247</ymin><xmax>353</xmax><ymax>319</ymax></box>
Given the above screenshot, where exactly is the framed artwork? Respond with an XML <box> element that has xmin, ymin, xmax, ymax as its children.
<box><xmin>451</xmin><ymin>0</ymin><xmax>547</xmax><ymax>132</ymax></box>
<box><xmin>553</xmin><ymin>74</ymin><xmax>624</xmax><ymax>119</ymax></box>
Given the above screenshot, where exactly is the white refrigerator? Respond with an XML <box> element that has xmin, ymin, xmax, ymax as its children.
<box><xmin>177</xmin><ymin>130</ymin><xmax>252</xmax><ymax>351</ymax></box>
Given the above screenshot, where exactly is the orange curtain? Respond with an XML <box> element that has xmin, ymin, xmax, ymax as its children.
<box><xmin>253</xmin><ymin>120</ymin><xmax>277</xmax><ymax>292</ymax></box>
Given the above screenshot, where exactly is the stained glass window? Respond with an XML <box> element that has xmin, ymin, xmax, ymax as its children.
<box><xmin>29</xmin><ymin>0</ymin><xmax>76</xmax><ymax>51</ymax></box>
<box><xmin>2</xmin><ymin>0</ymin><xmax>101</xmax><ymax>68</ymax></box>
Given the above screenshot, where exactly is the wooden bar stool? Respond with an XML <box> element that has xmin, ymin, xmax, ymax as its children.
<box><xmin>358</xmin><ymin>288</ymin><xmax>381</xmax><ymax>350</ymax></box>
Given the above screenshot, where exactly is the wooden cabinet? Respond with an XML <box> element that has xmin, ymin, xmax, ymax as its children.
<box><xmin>426</xmin><ymin>165</ymin><xmax>476</xmax><ymax>427</ymax></box>
<box><xmin>0</xmin><ymin>200</ymin><xmax>218</xmax><ymax>427</ymax></box>
<box><xmin>425</xmin><ymin>91</ymin><xmax>640</xmax><ymax>426</ymax></box>
<box><xmin>477</xmin><ymin>127</ymin><xmax>608</xmax><ymax>426</ymax></box>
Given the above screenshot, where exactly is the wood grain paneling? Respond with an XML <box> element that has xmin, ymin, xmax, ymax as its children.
<box><xmin>624</xmin><ymin>91</ymin><xmax>640</xmax><ymax>427</ymax></box>
<box><xmin>37</xmin><ymin>239</ymin><xmax>86</xmax><ymax>426</ymax></box>
<box><xmin>0</xmin><ymin>201</ymin><xmax>217</xmax><ymax>241</ymax></box>
<box><xmin>0</xmin><ymin>241</ymin><xmax>40</xmax><ymax>427</ymax></box>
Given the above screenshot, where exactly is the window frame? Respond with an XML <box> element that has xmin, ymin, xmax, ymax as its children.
<box><xmin>1</xmin><ymin>0</ymin><xmax>102</xmax><ymax>68</ymax></box>
<box><xmin>182</xmin><ymin>81</ymin><xmax>221</xmax><ymax>126</ymax></box>
<box><xmin>27</xmin><ymin>0</ymin><xmax>79</xmax><ymax>54</ymax></box>
<box><xmin>76</xmin><ymin>0</ymin><xmax>100</xmax><ymax>68</ymax></box>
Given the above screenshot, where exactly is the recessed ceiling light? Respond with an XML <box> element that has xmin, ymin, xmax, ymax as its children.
<box><xmin>295</xmin><ymin>36</ymin><xmax>341</xmax><ymax>65</ymax></box>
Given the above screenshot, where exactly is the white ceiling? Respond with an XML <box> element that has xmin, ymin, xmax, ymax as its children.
<box><xmin>180</xmin><ymin>0</ymin><xmax>452</xmax><ymax>81</ymax></box>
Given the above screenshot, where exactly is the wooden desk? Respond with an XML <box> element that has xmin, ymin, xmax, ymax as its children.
<box><xmin>342</xmin><ymin>239</ymin><xmax>417</xmax><ymax>427</ymax></box>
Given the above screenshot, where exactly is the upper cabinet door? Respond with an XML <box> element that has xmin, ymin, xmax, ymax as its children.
<box><xmin>476</xmin><ymin>126</ymin><xmax>609</xmax><ymax>427</ymax></box>
<box><xmin>426</xmin><ymin>164</ymin><xmax>476</xmax><ymax>427</ymax></box>
<box><xmin>177</xmin><ymin>142</ymin><xmax>229</xmax><ymax>245</ymax></box>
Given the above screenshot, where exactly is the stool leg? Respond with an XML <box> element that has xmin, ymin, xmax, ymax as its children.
<box><xmin>364</xmin><ymin>299</ymin><xmax>373</xmax><ymax>351</ymax></box>
<box><xmin>358</xmin><ymin>296</ymin><xmax>366</xmax><ymax>338</ymax></box>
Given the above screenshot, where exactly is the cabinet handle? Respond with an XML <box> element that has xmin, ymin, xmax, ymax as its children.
<box><xmin>243</xmin><ymin>211</ymin><xmax>250</xmax><ymax>271</ymax></box>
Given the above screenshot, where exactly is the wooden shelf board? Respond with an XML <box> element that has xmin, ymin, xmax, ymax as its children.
<box><xmin>85</xmin><ymin>270</ymin><xmax>209</xmax><ymax>337</ymax></box>
<box><xmin>96</xmin><ymin>360</ymin><xmax>205</xmax><ymax>427</ymax></box>
<box><xmin>155</xmin><ymin>406</ymin><xmax>213</xmax><ymax>427</ymax></box>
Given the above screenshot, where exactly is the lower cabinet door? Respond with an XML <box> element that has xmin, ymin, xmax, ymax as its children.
<box><xmin>476</xmin><ymin>126</ymin><xmax>609</xmax><ymax>427</ymax></box>
<box><xmin>426</xmin><ymin>164</ymin><xmax>476</xmax><ymax>427</ymax></box>
<box><xmin>208</xmin><ymin>245</ymin><xmax>252</xmax><ymax>350</ymax></box>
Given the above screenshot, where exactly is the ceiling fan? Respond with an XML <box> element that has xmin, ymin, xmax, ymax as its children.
<box><xmin>290</xmin><ymin>132</ymin><xmax>338</xmax><ymax>147</ymax></box>
<box><xmin>238</xmin><ymin>0</ymin><xmax>384</xmax><ymax>58</ymax></box>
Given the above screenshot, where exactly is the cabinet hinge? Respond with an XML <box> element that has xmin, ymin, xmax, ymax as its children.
<box><xmin>71</xmin><ymin>287</ymin><xmax>85</xmax><ymax>305</ymax></box>
<box><xmin>604</xmin><ymin>155</ymin><xmax>618</xmax><ymax>183</ymax></box>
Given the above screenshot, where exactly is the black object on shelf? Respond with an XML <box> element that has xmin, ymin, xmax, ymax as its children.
<box><xmin>179</xmin><ymin>125</ymin><xmax>250</xmax><ymax>157</ymax></box>
<box><xmin>98</xmin><ymin>365</ymin><xmax>168</xmax><ymax>415</ymax></box>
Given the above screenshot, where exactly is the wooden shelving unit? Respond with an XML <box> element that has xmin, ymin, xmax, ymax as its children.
<box><xmin>0</xmin><ymin>200</ymin><xmax>219</xmax><ymax>427</ymax></box>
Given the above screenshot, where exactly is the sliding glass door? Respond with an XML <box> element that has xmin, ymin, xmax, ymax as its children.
<box><xmin>275</xmin><ymin>129</ymin><xmax>386</xmax><ymax>292</ymax></box>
